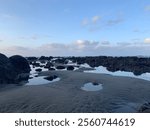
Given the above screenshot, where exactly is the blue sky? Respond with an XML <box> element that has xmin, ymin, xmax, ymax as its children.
<box><xmin>0</xmin><ymin>0</ymin><xmax>150</xmax><ymax>56</ymax></box>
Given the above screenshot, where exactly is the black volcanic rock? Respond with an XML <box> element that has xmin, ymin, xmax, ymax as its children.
<box><xmin>67</xmin><ymin>66</ymin><xmax>74</xmax><ymax>71</ymax></box>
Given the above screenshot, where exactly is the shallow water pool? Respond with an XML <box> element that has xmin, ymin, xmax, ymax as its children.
<box><xmin>81</xmin><ymin>82</ymin><xmax>103</xmax><ymax>91</ymax></box>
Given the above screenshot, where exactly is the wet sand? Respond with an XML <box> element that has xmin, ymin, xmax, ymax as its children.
<box><xmin>0</xmin><ymin>70</ymin><xmax>150</xmax><ymax>113</ymax></box>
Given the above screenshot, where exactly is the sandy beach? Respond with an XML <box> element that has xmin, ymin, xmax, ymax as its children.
<box><xmin>0</xmin><ymin>70</ymin><xmax>150</xmax><ymax>113</ymax></box>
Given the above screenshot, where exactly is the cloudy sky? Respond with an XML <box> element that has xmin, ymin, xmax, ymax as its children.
<box><xmin>0</xmin><ymin>0</ymin><xmax>150</xmax><ymax>56</ymax></box>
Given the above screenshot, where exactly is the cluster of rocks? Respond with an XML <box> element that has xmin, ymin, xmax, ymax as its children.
<box><xmin>67</xmin><ymin>56</ymin><xmax>150</xmax><ymax>75</ymax></box>
<box><xmin>27</xmin><ymin>56</ymin><xmax>150</xmax><ymax>75</ymax></box>
<box><xmin>0</xmin><ymin>53</ymin><xmax>30</xmax><ymax>84</ymax></box>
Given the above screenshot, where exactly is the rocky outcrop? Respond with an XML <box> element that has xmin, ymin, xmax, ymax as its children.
<box><xmin>68</xmin><ymin>56</ymin><xmax>150</xmax><ymax>75</ymax></box>
<box><xmin>0</xmin><ymin>53</ymin><xmax>30</xmax><ymax>84</ymax></box>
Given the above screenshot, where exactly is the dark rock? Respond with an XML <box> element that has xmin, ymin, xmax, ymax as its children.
<box><xmin>35</xmin><ymin>68</ymin><xmax>42</xmax><ymax>72</ymax></box>
<box><xmin>26</xmin><ymin>57</ymin><xmax>38</xmax><ymax>61</ymax></box>
<box><xmin>92</xmin><ymin>82</ymin><xmax>99</xmax><ymax>85</ymax></box>
<box><xmin>0</xmin><ymin>53</ymin><xmax>16</xmax><ymax>84</ymax></box>
<box><xmin>44</xmin><ymin>62</ymin><xmax>54</xmax><ymax>68</ymax></box>
<box><xmin>39</xmin><ymin>56</ymin><xmax>48</xmax><ymax>60</ymax></box>
<box><xmin>44</xmin><ymin>76</ymin><xmax>54</xmax><ymax>81</ymax></box>
<box><xmin>9</xmin><ymin>55</ymin><xmax>30</xmax><ymax>73</ymax></box>
<box><xmin>68</xmin><ymin>56</ymin><xmax>150</xmax><ymax>75</ymax></box>
<box><xmin>32</xmin><ymin>62</ymin><xmax>40</xmax><ymax>67</ymax></box>
<box><xmin>0</xmin><ymin>53</ymin><xmax>9</xmax><ymax>65</ymax></box>
<box><xmin>44</xmin><ymin>75</ymin><xmax>58</xmax><ymax>81</ymax></box>
<box><xmin>67</xmin><ymin>66</ymin><xmax>74</xmax><ymax>71</ymax></box>
<box><xmin>56</xmin><ymin>66</ymin><xmax>66</xmax><ymax>70</ymax></box>
<box><xmin>0</xmin><ymin>53</ymin><xmax>30</xmax><ymax>84</ymax></box>
<box><xmin>40</xmin><ymin>60</ymin><xmax>46</xmax><ymax>64</ymax></box>
<box><xmin>48</xmin><ymin>68</ymin><xmax>55</xmax><ymax>70</ymax></box>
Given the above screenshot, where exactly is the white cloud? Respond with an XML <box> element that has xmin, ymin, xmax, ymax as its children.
<box><xmin>92</xmin><ymin>16</ymin><xmax>101</xmax><ymax>23</ymax></box>
<box><xmin>1</xmin><ymin>40</ymin><xmax>150</xmax><ymax>57</ymax></box>
<box><xmin>144</xmin><ymin>38</ymin><xmax>150</xmax><ymax>43</ymax></box>
<box><xmin>82</xmin><ymin>14</ymin><xmax>124</xmax><ymax>32</ymax></box>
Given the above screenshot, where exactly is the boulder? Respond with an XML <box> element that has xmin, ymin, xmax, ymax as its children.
<box><xmin>0</xmin><ymin>53</ymin><xmax>30</xmax><ymax>84</ymax></box>
<box><xmin>0</xmin><ymin>53</ymin><xmax>16</xmax><ymax>84</ymax></box>
<box><xmin>9</xmin><ymin>55</ymin><xmax>30</xmax><ymax>73</ymax></box>
<box><xmin>44</xmin><ymin>75</ymin><xmax>58</xmax><ymax>81</ymax></box>
<box><xmin>67</xmin><ymin>66</ymin><xmax>74</xmax><ymax>71</ymax></box>
<box><xmin>35</xmin><ymin>68</ymin><xmax>42</xmax><ymax>72</ymax></box>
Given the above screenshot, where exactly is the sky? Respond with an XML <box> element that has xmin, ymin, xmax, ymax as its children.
<box><xmin>0</xmin><ymin>0</ymin><xmax>150</xmax><ymax>56</ymax></box>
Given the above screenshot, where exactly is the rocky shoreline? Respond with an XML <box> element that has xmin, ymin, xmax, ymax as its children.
<box><xmin>27</xmin><ymin>55</ymin><xmax>150</xmax><ymax>75</ymax></box>
<box><xmin>0</xmin><ymin>53</ymin><xmax>150</xmax><ymax>113</ymax></box>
